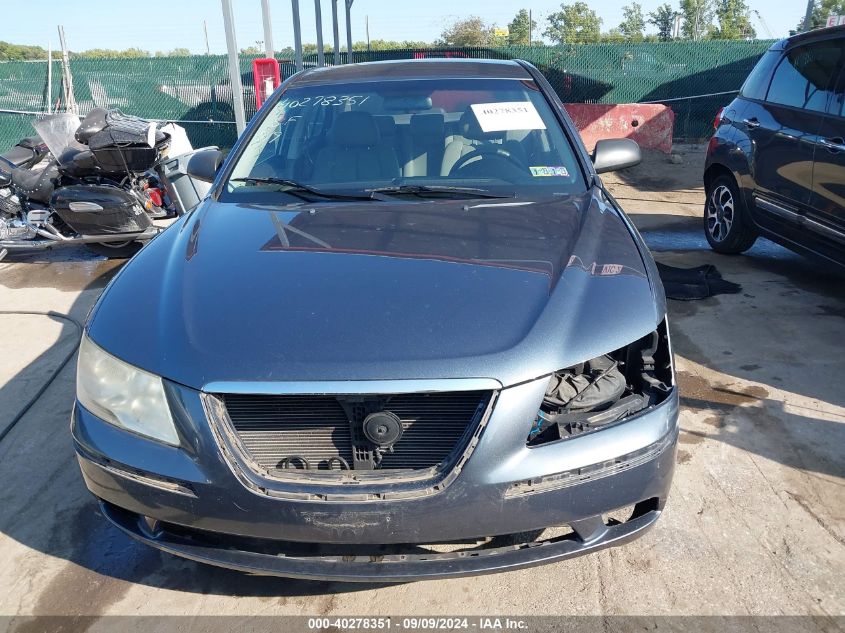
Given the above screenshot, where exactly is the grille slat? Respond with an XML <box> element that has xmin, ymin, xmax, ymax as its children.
<box><xmin>221</xmin><ymin>391</ymin><xmax>490</xmax><ymax>472</ymax></box>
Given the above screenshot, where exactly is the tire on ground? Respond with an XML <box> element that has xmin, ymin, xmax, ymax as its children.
<box><xmin>86</xmin><ymin>240</ymin><xmax>144</xmax><ymax>259</ymax></box>
<box><xmin>703</xmin><ymin>173</ymin><xmax>758</xmax><ymax>254</ymax></box>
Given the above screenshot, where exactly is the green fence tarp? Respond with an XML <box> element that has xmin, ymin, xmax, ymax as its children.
<box><xmin>0</xmin><ymin>41</ymin><xmax>774</xmax><ymax>153</ymax></box>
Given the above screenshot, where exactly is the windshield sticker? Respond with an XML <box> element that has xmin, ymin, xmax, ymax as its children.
<box><xmin>470</xmin><ymin>101</ymin><xmax>546</xmax><ymax>132</ymax></box>
<box><xmin>279</xmin><ymin>95</ymin><xmax>371</xmax><ymax>109</ymax></box>
<box><xmin>530</xmin><ymin>166</ymin><xmax>569</xmax><ymax>177</ymax></box>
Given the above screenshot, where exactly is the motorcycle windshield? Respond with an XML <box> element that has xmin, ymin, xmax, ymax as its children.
<box><xmin>32</xmin><ymin>113</ymin><xmax>85</xmax><ymax>160</ymax></box>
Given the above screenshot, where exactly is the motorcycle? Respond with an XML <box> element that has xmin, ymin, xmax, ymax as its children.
<box><xmin>0</xmin><ymin>108</ymin><xmax>176</xmax><ymax>260</ymax></box>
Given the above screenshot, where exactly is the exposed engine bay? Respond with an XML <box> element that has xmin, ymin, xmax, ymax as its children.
<box><xmin>528</xmin><ymin>320</ymin><xmax>673</xmax><ymax>445</ymax></box>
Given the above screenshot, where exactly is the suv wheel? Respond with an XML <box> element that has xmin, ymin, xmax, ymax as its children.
<box><xmin>704</xmin><ymin>174</ymin><xmax>758</xmax><ymax>254</ymax></box>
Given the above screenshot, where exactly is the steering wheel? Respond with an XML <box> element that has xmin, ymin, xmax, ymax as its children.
<box><xmin>449</xmin><ymin>146</ymin><xmax>527</xmax><ymax>177</ymax></box>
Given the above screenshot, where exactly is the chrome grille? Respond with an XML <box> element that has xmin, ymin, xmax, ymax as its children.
<box><xmin>221</xmin><ymin>391</ymin><xmax>491</xmax><ymax>472</ymax></box>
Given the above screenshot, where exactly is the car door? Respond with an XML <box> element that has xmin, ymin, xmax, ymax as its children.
<box><xmin>807</xmin><ymin>49</ymin><xmax>845</xmax><ymax>253</ymax></box>
<box><xmin>745</xmin><ymin>39</ymin><xmax>840</xmax><ymax>232</ymax></box>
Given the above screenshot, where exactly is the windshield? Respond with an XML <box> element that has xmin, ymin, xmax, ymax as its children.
<box><xmin>32</xmin><ymin>113</ymin><xmax>85</xmax><ymax>160</ymax></box>
<box><xmin>223</xmin><ymin>77</ymin><xmax>585</xmax><ymax>202</ymax></box>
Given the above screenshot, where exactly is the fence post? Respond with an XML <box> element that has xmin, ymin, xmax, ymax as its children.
<box><xmin>221</xmin><ymin>0</ymin><xmax>247</xmax><ymax>134</ymax></box>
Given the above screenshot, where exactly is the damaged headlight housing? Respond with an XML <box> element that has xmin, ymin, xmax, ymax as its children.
<box><xmin>528</xmin><ymin>319</ymin><xmax>673</xmax><ymax>445</ymax></box>
<box><xmin>76</xmin><ymin>334</ymin><xmax>180</xmax><ymax>446</ymax></box>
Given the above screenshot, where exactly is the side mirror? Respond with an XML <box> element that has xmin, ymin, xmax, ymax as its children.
<box><xmin>186</xmin><ymin>148</ymin><xmax>224</xmax><ymax>183</ymax></box>
<box><xmin>592</xmin><ymin>138</ymin><xmax>641</xmax><ymax>174</ymax></box>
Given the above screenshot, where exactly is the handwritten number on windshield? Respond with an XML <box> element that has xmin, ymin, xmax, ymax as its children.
<box><xmin>279</xmin><ymin>95</ymin><xmax>370</xmax><ymax>109</ymax></box>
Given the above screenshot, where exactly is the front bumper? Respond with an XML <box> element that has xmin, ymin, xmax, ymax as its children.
<box><xmin>72</xmin><ymin>379</ymin><xmax>679</xmax><ymax>581</ymax></box>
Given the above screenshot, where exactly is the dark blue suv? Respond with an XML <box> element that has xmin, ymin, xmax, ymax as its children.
<box><xmin>705</xmin><ymin>26</ymin><xmax>845</xmax><ymax>266</ymax></box>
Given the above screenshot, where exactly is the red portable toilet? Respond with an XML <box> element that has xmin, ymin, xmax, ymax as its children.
<box><xmin>252</xmin><ymin>58</ymin><xmax>281</xmax><ymax>110</ymax></box>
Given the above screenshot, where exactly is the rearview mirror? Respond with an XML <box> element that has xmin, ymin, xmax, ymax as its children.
<box><xmin>592</xmin><ymin>138</ymin><xmax>641</xmax><ymax>174</ymax></box>
<box><xmin>186</xmin><ymin>148</ymin><xmax>224</xmax><ymax>183</ymax></box>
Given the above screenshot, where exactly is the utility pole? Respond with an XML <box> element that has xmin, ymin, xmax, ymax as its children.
<box><xmin>57</xmin><ymin>25</ymin><xmax>78</xmax><ymax>115</ymax></box>
<box><xmin>345</xmin><ymin>0</ymin><xmax>354</xmax><ymax>64</ymax></box>
<box><xmin>203</xmin><ymin>20</ymin><xmax>211</xmax><ymax>54</ymax></box>
<box><xmin>802</xmin><ymin>0</ymin><xmax>815</xmax><ymax>31</ymax></box>
<box><xmin>261</xmin><ymin>0</ymin><xmax>274</xmax><ymax>58</ymax></box>
<box><xmin>693</xmin><ymin>5</ymin><xmax>700</xmax><ymax>41</ymax></box>
<box><xmin>291</xmin><ymin>0</ymin><xmax>304</xmax><ymax>71</ymax></box>
<box><xmin>315</xmin><ymin>0</ymin><xmax>325</xmax><ymax>66</ymax></box>
<box><xmin>672</xmin><ymin>13</ymin><xmax>682</xmax><ymax>39</ymax></box>
<box><xmin>528</xmin><ymin>9</ymin><xmax>532</xmax><ymax>46</ymax></box>
<box><xmin>221</xmin><ymin>0</ymin><xmax>247</xmax><ymax>134</ymax></box>
<box><xmin>366</xmin><ymin>15</ymin><xmax>370</xmax><ymax>51</ymax></box>
<box><xmin>331</xmin><ymin>0</ymin><xmax>341</xmax><ymax>64</ymax></box>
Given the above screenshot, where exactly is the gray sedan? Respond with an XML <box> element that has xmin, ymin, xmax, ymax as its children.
<box><xmin>72</xmin><ymin>58</ymin><xmax>678</xmax><ymax>581</ymax></box>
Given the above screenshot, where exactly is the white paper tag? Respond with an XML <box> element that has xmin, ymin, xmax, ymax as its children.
<box><xmin>470</xmin><ymin>101</ymin><xmax>546</xmax><ymax>133</ymax></box>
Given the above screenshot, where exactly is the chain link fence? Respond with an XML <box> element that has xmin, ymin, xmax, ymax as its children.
<box><xmin>0</xmin><ymin>41</ymin><xmax>774</xmax><ymax>153</ymax></box>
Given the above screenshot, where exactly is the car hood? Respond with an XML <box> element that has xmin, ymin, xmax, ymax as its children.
<box><xmin>88</xmin><ymin>191</ymin><xmax>665</xmax><ymax>390</ymax></box>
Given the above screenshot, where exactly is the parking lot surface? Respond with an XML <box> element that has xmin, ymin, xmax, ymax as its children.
<box><xmin>0</xmin><ymin>146</ymin><xmax>842</xmax><ymax>620</ymax></box>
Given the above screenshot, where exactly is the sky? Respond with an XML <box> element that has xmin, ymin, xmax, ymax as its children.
<box><xmin>0</xmin><ymin>0</ymin><xmax>805</xmax><ymax>54</ymax></box>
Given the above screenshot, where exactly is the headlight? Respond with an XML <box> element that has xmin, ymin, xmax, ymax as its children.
<box><xmin>76</xmin><ymin>335</ymin><xmax>180</xmax><ymax>446</ymax></box>
<box><xmin>528</xmin><ymin>319</ymin><xmax>673</xmax><ymax>446</ymax></box>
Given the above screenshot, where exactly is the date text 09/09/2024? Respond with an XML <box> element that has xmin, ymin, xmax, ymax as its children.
<box><xmin>307</xmin><ymin>617</ymin><xmax>529</xmax><ymax>630</ymax></box>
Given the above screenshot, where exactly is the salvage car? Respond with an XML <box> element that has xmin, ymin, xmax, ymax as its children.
<box><xmin>72</xmin><ymin>59</ymin><xmax>679</xmax><ymax>581</ymax></box>
<box><xmin>705</xmin><ymin>25</ymin><xmax>845</xmax><ymax>266</ymax></box>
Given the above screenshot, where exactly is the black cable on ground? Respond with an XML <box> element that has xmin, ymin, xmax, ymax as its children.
<box><xmin>0</xmin><ymin>310</ymin><xmax>83</xmax><ymax>443</ymax></box>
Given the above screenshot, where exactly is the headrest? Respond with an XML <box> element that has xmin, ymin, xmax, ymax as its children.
<box><xmin>410</xmin><ymin>113</ymin><xmax>445</xmax><ymax>138</ymax></box>
<box><xmin>459</xmin><ymin>108</ymin><xmax>503</xmax><ymax>141</ymax></box>
<box><xmin>330</xmin><ymin>111</ymin><xmax>380</xmax><ymax>147</ymax></box>
<box><xmin>374</xmin><ymin>115</ymin><xmax>396</xmax><ymax>139</ymax></box>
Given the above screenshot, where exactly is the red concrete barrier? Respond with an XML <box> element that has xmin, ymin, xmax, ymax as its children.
<box><xmin>563</xmin><ymin>103</ymin><xmax>675</xmax><ymax>154</ymax></box>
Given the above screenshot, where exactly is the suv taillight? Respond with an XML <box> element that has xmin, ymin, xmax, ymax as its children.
<box><xmin>713</xmin><ymin>107</ymin><xmax>724</xmax><ymax>130</ymax></box>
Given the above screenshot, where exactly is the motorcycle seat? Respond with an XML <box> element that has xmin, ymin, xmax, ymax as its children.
<box><xmin>0</xmin><ymin>137</ymin><xmax>47</xmax><ymax>167</ymax></box>
<box><xmin>1</xmin><ymin>145</ymin><xmax>37</xmax><ymax>168</ymax></box>
<box><xmin>57</xmin><ymin>147</ymin><xmax>98</xmax><ymax>174</ymax></box>
<box><xmin>11</xmin><ymin>162</ymin><xmax>58</xmax><ymax>204</ymax></box>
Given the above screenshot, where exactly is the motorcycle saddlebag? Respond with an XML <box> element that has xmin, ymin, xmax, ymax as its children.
<box><xmin>50</xmin><ymin>185</ymin><xmax>152</xmax><ymax>235</ymax></box>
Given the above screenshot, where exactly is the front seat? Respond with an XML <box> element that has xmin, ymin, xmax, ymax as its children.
<box><xmin>441</xmin><ymin>109</ymin><xmax>503</xmax><ymax>176</ymax></box>
<box><xmin>311</xmin><ymin>111</ymin><xmax>400</xmax><ymax>183</ymax></box>
<box><xmin>404</xmin><ymin>113</ymin><xmax>446</xmax><ymax>177</ymax></box>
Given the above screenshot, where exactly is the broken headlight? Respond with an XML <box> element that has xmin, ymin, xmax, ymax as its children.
<box><xmin>528</xmin><ymin>319</ymin><xmax>673</xmax><ymax>446</ymax></box>
<box><xmin>76</xmin><ymin>334</ymin><xmax>180</xmax><ymax>446</ymax></box>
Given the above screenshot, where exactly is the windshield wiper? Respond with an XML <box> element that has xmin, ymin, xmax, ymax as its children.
<box><xmin>368</xmin><ymin>184</ymin><xmax>514</xmax><ymax>199</ymax></box>
<box><xmin>230</xmin><ymin>177</ymin><xmax>378</xmax><ymax>201</ymax></box>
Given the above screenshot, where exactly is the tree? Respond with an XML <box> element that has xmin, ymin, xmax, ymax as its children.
<box><xmin>648</xmin><ymin>3</ymin><xmax>677</xmax><ymax>40</ymax></box>
<box><xmin>0</xmin><ymin>41</ymin><xmax>47</xmax><ymax>61</ymax></box>
<box><xmin>802</xmin><ymin>0</ymin><xmax>845</xmax><ymax>30</ymax></box>
<box><xmin>74</xmin><ymin>48</ymin><xmax>151</xmax><ymax>58</ymax></box>
<box><xmin>680</xmin><ymin>0</ymin><xmax>715</xmax><ymax>40</ymax></box>
<box><xmin>508</xmin><ymin>9</ymin><xmax>537</xmax><ymax>45</ymax></box>
<box><xmin>155</xmin><ymin>47</ymin><xmax>191</xmax><ymax>57</ymax></box>
<box><xmin>439</xmin><ymin>16</ymin><xmax>495</xmax><ymax>47</ymax></box>
<box><xmin>544</xmin><ymin>2</ymin><xmax>603</xmax><ymax>44</ymax></box>
<box><xmin>714</xmin><ymin>0</ymin><xmax>756</xmax><ymax>38</ymax></box>
<box><xmin>602</xmin><ymin>28</ymin><xmax>626</xmax><ymax>42</ymax></box>
<box><xmin>619</xmin><ymin>2</ymin><xmax>646</xmax><ymax>40</ymax></box>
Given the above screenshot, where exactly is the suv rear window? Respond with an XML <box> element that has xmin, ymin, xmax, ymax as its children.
<box><xmin>766</xmin><ymin>40</ymin><xmax>845</xmax><ymax>112</ymax></box>
<box><xmin>740</xmin><ymin>50</ymin><xmax>780</xmax><ymax>101</ymax></box>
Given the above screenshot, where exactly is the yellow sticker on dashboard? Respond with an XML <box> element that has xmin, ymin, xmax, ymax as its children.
<box><xmin>530</xmin><ymin>166</ymin><xmax>569</xmax><ymax>177</ymax></box>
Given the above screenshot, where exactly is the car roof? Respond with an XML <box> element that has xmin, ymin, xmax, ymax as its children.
<box><xmin>773</xmin><ymin>23</ymin><xmax>845</xmax><ymax>50</ymax></box>
<box><xmin>291</xmin><ymin>58</ymin><xmax>534</xmax><ymax>86</ymax></box>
